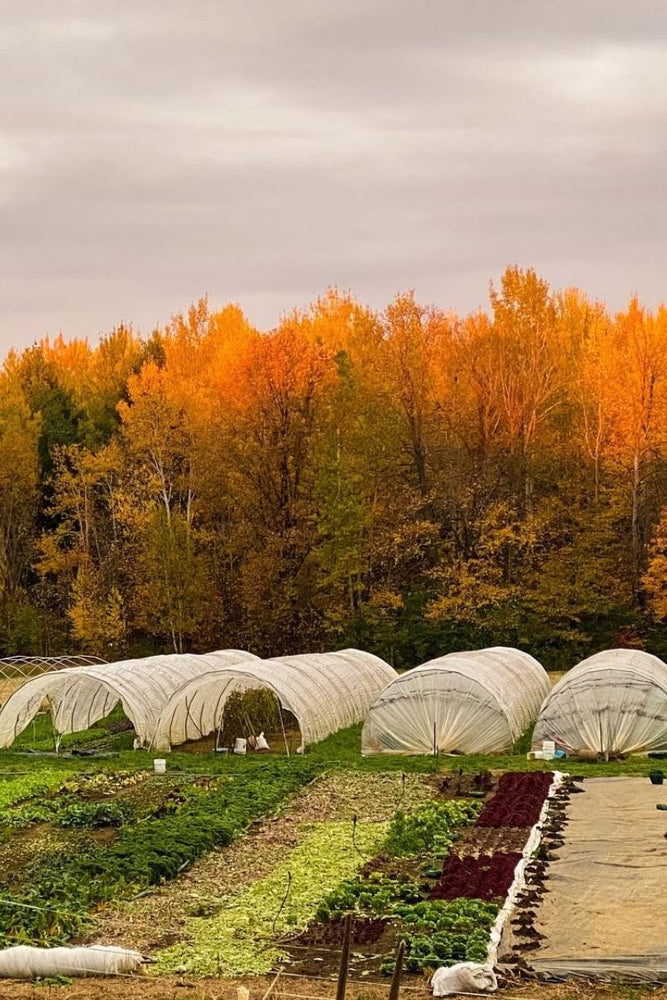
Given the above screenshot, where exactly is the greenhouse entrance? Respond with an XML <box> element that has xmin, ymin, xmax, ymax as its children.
<box><xmin>176</xmin><ymin>688</ymin><xmax>303</xmax><ymax>756</ymax></box>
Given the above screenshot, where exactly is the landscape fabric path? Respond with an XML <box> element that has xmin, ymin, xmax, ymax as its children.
<box><xmin>530</xmin><ymin>775</ymin><xmax>667</xmax><ymax>981</ymax></box>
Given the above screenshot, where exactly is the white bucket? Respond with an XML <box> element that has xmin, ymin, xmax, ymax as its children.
<box><xmin>234</xmin><ymin>738</ymin><xmax>247</xmax><ymax>755</ymax></box>
<box><xmin>153</xmin><ymin>758</ymin><xmax>167</xmax><ymax>774</ymax></box>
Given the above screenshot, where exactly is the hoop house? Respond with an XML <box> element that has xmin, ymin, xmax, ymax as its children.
<box><xmin>362</xmin><ymin>647</ymin><xmax>550</xmax><ymax>755</ymax></box>
<box><xmin>152</xmin><ymin>649</ymin><xmax>397</xmax><ymax>751</ymax></box>
<box><xmin>533</xmin><ymin>648</ymin><xmax>667</xmax><ymax>755</ymax></box>
<box><xmin>0</xmin><ymin>650</ymin><xmax>257</xmax><ymax>749</ymax></box>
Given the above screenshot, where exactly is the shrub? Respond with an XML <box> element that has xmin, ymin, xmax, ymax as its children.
<box><xmin>217</xmin><ymin>689</ymin><xmax>284</xmax><ymax>746</ymax></box>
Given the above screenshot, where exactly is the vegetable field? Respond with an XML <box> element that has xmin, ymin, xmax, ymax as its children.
<box><xmin>0</xmin><ymin>723</ymin><xmax>664</xmax><ymax>1000</ymax></box>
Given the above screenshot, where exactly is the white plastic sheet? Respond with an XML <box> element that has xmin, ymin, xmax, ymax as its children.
<box><xmin>152</xmin><ymin>649</ymin><xmax>397</xmax><ymax>750</ymax></box>
<box><xmin>533</xmin><ymin>648</ymin><xmax>667</xmax><ymax>754</ymax></box>
<box><xmin>431</xmin><ymin>962</ymin><xmax>497</xmax><ymax>995</ymax></box>
<box><xmin>0</xmin><ymin>649</ymin><xmax>258</xmax><ymax>748</ymax></box>
<box><xmin>0</xmin><ymin>944</ymin><xmax>143</xmax><ymax>978</ymax></box>
<box><xmin>362</xmin><ymin>647</ymin><xmax>550</xmax><ymax>755</ymax></box>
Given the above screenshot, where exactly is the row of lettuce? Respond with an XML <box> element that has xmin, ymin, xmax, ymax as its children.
<box><xmin>304</xmin><ymin>772</ymin><xmax>555</xmax><ymax>974</ymax></box>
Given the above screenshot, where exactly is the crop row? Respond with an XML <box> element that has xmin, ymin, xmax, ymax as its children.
<box><xmin>475</xmin><ymin>772</ymin><xmax>553</xmax><ymax>828</ymax></box>
<box><xmin>308</xmin><ymin>794</ymin><xmax>493</xmax><ymax>974</ymax></box>
<box><xmin>431</xmin><ymin>852</ymin><xmax>523</xmax><ymax>901</ymax></box>
<box><xmin>429</xmin><ymin>771</ymin><xmax>555</xmax><ymax>906</ymax></box>
<box><xmin>0</xmin><ymin>759</ymin><xmax>321</xmax><ymax>945</ymax></box>
<box><xmin>156</xmin><ymin>820</ymin><xmax>388</xmax><ymax>976</ymax></box>
<box><xmin>0</xmin><ymin>770</ymin><xmax>77</xmax><ymax>813</ymax></box>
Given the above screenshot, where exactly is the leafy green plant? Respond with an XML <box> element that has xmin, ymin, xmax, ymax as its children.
<box><xmin>0</xmin><ymin>759</ymin><xmax>320</xmax><ymax>946</ymax></box>
<box><xmin>385</xmin><ymin>799</ymin><xmax>482</xmax><ymax>857</ymax></box>
<box><xmin>0</xmin><ymin>771</ymin><xmax>75</xmax><ymax>814</ymax></box>
<box><xmin>382</xmin><ymin>899</ymin><xmax>499</xmax><ymax>974</ymax></box>
<box><xmin>56</xmin><ymin>800</ymin><xmax>135</xmax><ymax>828</ymax></box>
<box><xmin>315</xmin><ymin>872</ymin><xmax>423</xmax><ymax>922</ymax></box>
<box><xmin>2</xmin><ymin>800</ymin><xmax>55</xmax><ymax>828</ymax></box>
<box><xmin>156</xmin><ymin>819</ymin><xmax>388</xmax><ymax>976</ymax></box>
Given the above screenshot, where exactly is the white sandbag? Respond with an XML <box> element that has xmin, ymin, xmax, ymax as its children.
<box><xmin>432</xmin><ymin>962</ymin><xmax>497</xmax><ymax>996</ymax></box>
<box><xmin>0</xmin><ymin>944</ymin><xmax>143</xmax><ymax>979</ymax></box>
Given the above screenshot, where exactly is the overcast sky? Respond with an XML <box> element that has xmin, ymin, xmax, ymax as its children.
<box><xmin>2</xmin><ymin>1</ymin><xmax>667</xmax><ymax>352</ymax></box>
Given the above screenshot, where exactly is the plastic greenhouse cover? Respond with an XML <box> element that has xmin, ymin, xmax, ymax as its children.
<box><xmin>533</xmin><ymin>648</ymin><xmax>667</xmax><ymax>754</ymax></box>
<box><xmin>361</xmin><ymin>647</ymin><xmax>550</xmax><ymax>755</ymax></box>
<box><xmin>0</xmin><ymin>649</ymin><xmax>258</xmax><ymax>748</ymax></box>
<box><xmin>152</xmin><ymin>649</ymin><xmax>397</xmax><ymax>750</ymax></box>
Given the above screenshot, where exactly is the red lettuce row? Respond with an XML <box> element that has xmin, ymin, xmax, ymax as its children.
<box><xmin>475</xmin><ymin>772</ymin><xmax>553</xmax><ymax>829</ymax></box>
<box><xmin>430</xmin><ymin>851</ymin><xmax>523</xmax><ymax>902</ymax></box>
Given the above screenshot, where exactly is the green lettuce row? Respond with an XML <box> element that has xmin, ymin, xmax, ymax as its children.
<box><xmin>156</xmin><ymin>820</ymin><xmax>388</xmax><ymax>976</ymax></box>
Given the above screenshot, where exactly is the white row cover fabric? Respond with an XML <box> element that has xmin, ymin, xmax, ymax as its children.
<box><xmin>533</xmin><ymin>648</ymin><xmax>667</xmax><ymax>754</ymax></box>
<box><xmin>0</xmin><ymin>945</ymin><xmax>143</xmax><ymax>979</ymax></box>
<box><xmin>152</xmin><ymin>649</ymin><xmax>397</xmax><ymax>750</ymax></box>
<box><xmin>0</xmin><ymin>650</ymin><xmax>257</xmax><ymax>749</ymax></box>
<box><xmin>362</xmin><ymin>647</ymin><xmax>550</xmax><ymax>755</ymax></box>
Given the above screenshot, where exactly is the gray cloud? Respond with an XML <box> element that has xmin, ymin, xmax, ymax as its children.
<box><xmin>2</xmin><ymin>1</ymin><xmax>667</xmax><ymax>349</ymax></box>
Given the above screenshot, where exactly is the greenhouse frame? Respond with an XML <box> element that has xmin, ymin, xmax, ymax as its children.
<box><xmin>533</xmin><ymin>648</ymin><xmax>667</xmax><ymax>755</ymax></box>
<box><xmin>152</xmin><ymin>649</ymin><xmax>397</xmax><ymax>751</ymax></box>
<box><xmin>361</xmin><ymin>647</ymin><xmax>551</xmax><ymax>755</ymax></box>
<box><xmin>0</xmin><ymin>654</ymin><xmax>107</xmax><ymax>705</ymax></box>
<box><xmin>0</xmin><ymin>650</ymin><xmax>258</xmax><ymax>749</ymax></box>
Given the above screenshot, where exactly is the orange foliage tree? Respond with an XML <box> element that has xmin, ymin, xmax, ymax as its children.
<box><xmin>4</xmin><ymin>268</ymin><xmax>667</xmax><ymax>666</ymax></box>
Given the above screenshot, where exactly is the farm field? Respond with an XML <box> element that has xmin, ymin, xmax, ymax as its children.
<box><xmin>0</xmin><ymin>719</ymin><xmax>665</xmax><ymax>999</ymax></box>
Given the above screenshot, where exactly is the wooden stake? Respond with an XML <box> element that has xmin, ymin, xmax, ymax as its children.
<box><xmin>261</xmin><ymin>968</ymin><xmax>282</xmax><ymax>1000</ymax></box>
<box><xmin>389</xmin><ymin>939</ymin><xmax>405</xmax><ymax>1000</ymax></box>
<box><xmin>336</xmin><ymin>913</ymin><xmax>352</xmax><ymax>1000</ymax></box>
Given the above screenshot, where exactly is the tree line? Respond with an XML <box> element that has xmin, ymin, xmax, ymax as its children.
<box><xmin>2</xmin><ymin>266</ymin><xmax>667</xmax><ymax>668</ymax></box>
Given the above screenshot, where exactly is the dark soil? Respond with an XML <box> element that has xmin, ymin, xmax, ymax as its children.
<box><xmin>456</xmin><ymin>825</ymin><xmax>533</xmax><ymax>857</ymax></box>
<box><xmin>284</xmin><ymin>918</ymin><xmax>398</xmax><ymax>978</ymax></box>
<box><xmin>359</xmin><ymin>852</ymin><xmax>422</xmax><ymax>881</ymax></box>
<box><xmin>438</xmin><ymin>769</ymin><xmax>495</xmax><ymax>798</ymax></box>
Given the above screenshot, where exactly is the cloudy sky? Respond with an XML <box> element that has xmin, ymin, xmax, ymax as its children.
<box><xmin>2</xmin><ymin>1</ymin><xmax>667</xmax><ymax>351</ymax></box>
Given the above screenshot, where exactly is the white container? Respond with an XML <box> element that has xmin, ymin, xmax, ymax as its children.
<box><xmin>542</xmin><ymin>740</ymin><xmax>556</xmax><ymax>753</ymax></box>
<box><xmin>153</xmin><ymin>758</ymin><xmax>167</xmax><ymax>774</ymax></box>
<box><xmin>234</xmin><ymin>738</ymin><xmax>247</xmax><ymax>755</ymax></box>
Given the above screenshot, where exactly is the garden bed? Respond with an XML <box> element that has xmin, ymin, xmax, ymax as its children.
<box><xmin>91</xmin><ymin>771</ymin><xmax>437</xmax><ymax>955</ymax></box>
<box><xmin>283</xmin><ymin>770</ymin><xmax>567</xmax><ymax>984</ymax></box>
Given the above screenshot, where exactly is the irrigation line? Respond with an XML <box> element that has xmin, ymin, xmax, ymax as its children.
<box><xmin>272</xmin><ymin>870</ymin><xmax>293</xmax><ymax>933</ymax></box>
<box><xmin>279</xmin><ymin>944</ymin><xmax>380</xmax><ymax>958</ymax></box>
<box><xmin>350</xmin><ymin>814</ymin><xmax>368</xmax><ymax>860</ymax></box>
<box><xmin>274</xmin><ymin>971</ymin><xmax>431</xmax><ymax>992</ymax></box>
<box><xmin>0</xmin><ymin>897</ymin><xmax>78</xmax><ymax>915</ymax></box>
